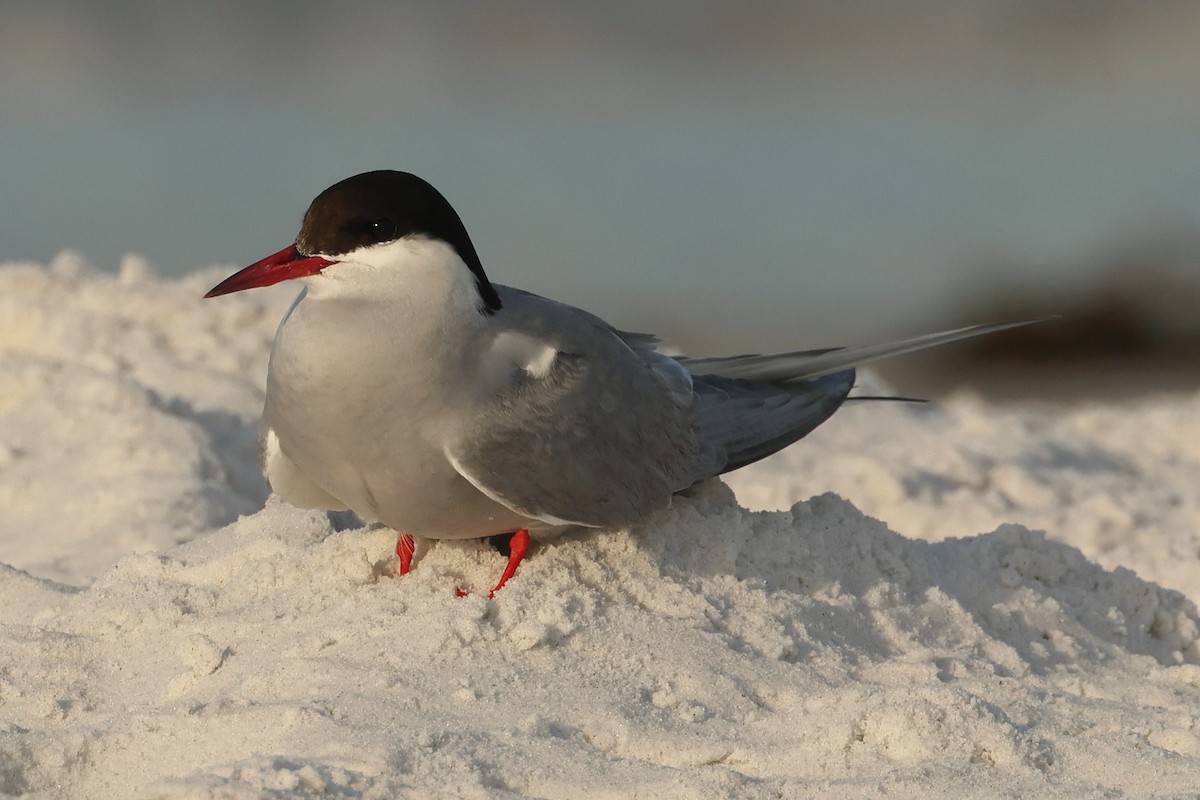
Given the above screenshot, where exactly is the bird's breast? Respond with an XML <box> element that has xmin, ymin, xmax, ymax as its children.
<box><xmin>260</xmin><ymin>295</ymin><xmax>524</xmax><ymax>537</ymax></box>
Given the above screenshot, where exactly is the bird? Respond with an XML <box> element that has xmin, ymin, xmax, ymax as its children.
<box><xmin>206</xmin><ymin>170</ymin><xmax>1037</xmax><ymax>597</ymax></box>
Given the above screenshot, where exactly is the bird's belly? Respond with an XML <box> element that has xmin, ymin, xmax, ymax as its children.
<box><xmin>263</xmin><ymin>298</ymin><xmax>536</xmax><ymax>539</ymax></box>
<box><xmin>265</xmin><ymin>394</ymin><xmax>531</xmax><ymax>540</ymax></box>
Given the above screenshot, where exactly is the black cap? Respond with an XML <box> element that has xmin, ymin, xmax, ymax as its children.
<box><xmin>295</xmin><ymin>170</ymin><xmax>501</xmax><ymax>313</ymax></box>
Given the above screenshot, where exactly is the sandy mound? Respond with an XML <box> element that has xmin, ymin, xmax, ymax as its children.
<box><xmin>2</xmin><ymin>259</ymin><xmax>1198</xmax><ymax>797</ymax></box>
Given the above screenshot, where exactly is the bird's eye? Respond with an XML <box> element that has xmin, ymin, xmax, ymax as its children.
<box><xmin>346</xmin><ymin>217</ymin><xmax>399</xmax><ymax>245</ymax></box>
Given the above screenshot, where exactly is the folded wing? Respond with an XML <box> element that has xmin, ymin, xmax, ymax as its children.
<box><xmin>447</xmin><ymin>291</ymin><xmax>1046</xmax><ymax>530</ymax></box>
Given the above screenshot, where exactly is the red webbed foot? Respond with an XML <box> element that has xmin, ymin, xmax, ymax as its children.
<box><xmin>402</xmin><ymin>529</ymin><xmax>530</xmax><ymax>597</ymax></box>
<box><xmin>488</xmin><ymin>528</ymin><xmax>529</xmax><ymax>598</ymax></box>
<box><xmin>396</xmin><ymin>533</ymin><xmax>415</xmax><ymax>576</ymax></box>
<box><xmin>454</xmin><ymin>529</ymin><xmax>531</xmax><ymax>598</ymax></box>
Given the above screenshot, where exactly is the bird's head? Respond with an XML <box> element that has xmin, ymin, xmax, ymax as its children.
<box><xmin>205</xmin><ymin>170</ymin><xmax>501</xmax><ymax>313</ymax></box>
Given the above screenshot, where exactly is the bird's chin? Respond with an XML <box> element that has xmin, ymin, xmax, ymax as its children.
<box><xmin>204</xmin><ymin>245</ymin><xmax>334</xmax><ymax>297</ymax></box>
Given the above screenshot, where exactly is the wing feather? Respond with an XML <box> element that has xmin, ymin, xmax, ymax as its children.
<box><xmin>444</xmin><ymin>289</ymin><xmax>706</xmax><ymax>529</ymax></box>
<box><xmin>677</xmin><ymin>319</ymin><xmax>1050</xmax><ymax>382</ymax></box>
<box><xmin>446</xmin><ymin>292</ymin><xmax>1046</xmax><ymax>530</ymax></box>
<box><xmin>687</xmin><ymin>370</ymin><xmax>854</xmax><ymax>478</ymax></box>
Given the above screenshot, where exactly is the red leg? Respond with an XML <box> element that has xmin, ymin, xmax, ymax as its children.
<box><xmin>488</xmin><ymin>529</ymin><xmax>529</xmax><ymax>598</ymax></box>
<box><xmin>396</xmin><ymin>533</ymin><xmax>415</xmax><ymax>576</ymax></box>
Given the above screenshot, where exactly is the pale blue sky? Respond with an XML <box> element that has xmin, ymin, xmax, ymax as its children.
<box><xmin>3</xmin><ymin>1</ymin><xmax>1199</xmax><ymax>351</ymax></box>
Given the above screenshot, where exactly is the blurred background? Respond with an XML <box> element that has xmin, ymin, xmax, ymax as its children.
<box><xmin>3</xmin><ymin>0</ymin><xmax>1199</xmax><ymax>401</ymax></box>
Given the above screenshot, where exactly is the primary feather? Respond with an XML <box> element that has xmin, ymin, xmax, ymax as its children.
<box><xmin>676</xmin><ymin>319</ymin><xmax>1045</xmax><ymax>382</ymax></box>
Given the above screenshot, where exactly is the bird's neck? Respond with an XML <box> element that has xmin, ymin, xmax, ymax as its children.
<box><xmin>303</xmin><ymin>237</ymin><xmax>494</xmax><ymax>319</ymax></box>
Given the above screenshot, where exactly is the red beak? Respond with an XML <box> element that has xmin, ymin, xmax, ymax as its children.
<box><xmin>204</xmin><ymin>245</ymin><xmax>334</xmax><ymax>298</ymax></box>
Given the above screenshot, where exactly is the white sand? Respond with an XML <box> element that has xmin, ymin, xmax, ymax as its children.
<box><xmin>2</xmin><ymin>257</ymin><xmax>1198</xmax><ymax>798</ymax></box>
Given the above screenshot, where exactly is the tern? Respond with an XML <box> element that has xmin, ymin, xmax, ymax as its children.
<box><xmin>206</xmin><ymin>170</ymin><xmax>1035</xmax><ymax>596</ymax></box>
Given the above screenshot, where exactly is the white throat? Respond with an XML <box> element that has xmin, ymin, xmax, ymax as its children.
<box><xmin>300</xmin><ymin>236</ymin><xmax>488</xmax><ymax>319</ymax></box>
<box><xmin>269</xmin><ymin>235</ymin><xmax>493</xmax><ymax>401</ymax></box>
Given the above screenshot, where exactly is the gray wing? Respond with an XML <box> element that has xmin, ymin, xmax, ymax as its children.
<box><xmin>670</xmin><ymin>318</ymin><xmax>1054</xmax><ymax>475</ymax></box>
<box><xmin>686</xmin><ymin>370</ymin><xmax>854</xmax><ymax>476</ymax></box>
<box><xmin>446</xmin><ymin>292</ymin><xmax>1043</xmax><ymax>529</ymax></box>
<box><xmin>670</xmin><ymin>319</ymin><xmax>1052</xmax><ymax>475</ymax></box>
<box><xmin>444</xmin><ymin>288</ymin><xmax>715</xmax><ymax>529</ymax></box>
<box><xmin>605</xmin><ymin>326</ymin><xmax>857</xmax><ymax>480</ymax></box>
<box><xmin>676</xmin><ymin>319</ymin><xmax>1050</xmax><ymax>382</ymax></box>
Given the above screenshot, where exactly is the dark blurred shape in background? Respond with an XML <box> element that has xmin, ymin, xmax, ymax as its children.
<box><xmin>880</xmin><ymin>230</ymin><xmax>1200</xmax><ymax>401</ymax></box>
<box><xmin>2</xmin><ymin>1</ymin><xmax>1198</xmax><ymax>401</ymax></box>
